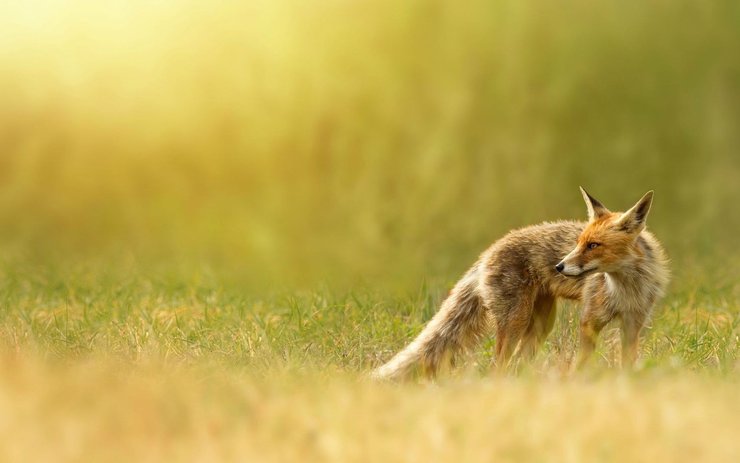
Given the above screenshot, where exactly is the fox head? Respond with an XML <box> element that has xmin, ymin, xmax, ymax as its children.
<box><xmin>555</xmin><ymin>187</ymin><xmax>654</xmax><ymax>277</ymax></box>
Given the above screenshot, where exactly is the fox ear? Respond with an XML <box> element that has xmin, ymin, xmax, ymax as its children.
<box><xmin>615</xmin><ymin>190</ymin><xmax>653</xmax><ymax>233</ymax></box>
<box><xmin>580</xmin><ymin>186</ymin><xmax>610</xmax><ymax>221</ymax></box>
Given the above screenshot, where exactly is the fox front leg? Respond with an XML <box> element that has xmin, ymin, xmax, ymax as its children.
<box><xmin>620</xmin><ymin>312</ymin><xmax>646</xmax><ymax>368</ymax></box>
<box><xmin>575</xmin><ymin>305</ymin><xmax>614</xmax><ymax>370</ymax></box>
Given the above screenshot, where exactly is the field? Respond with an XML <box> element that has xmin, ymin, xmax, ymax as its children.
<box><xmin>0</xmin><ymin>1</ymin><xmax>739</xmax><ymax>461</ymax></box>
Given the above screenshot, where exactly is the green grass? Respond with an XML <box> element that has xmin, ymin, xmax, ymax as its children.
<box><xmin>0</xmin><ymin>261</ymin><xmax>736</xmax><ymax>375</ymax></box>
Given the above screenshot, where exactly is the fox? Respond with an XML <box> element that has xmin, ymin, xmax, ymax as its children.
<box><xmin>372</xmin><ymin>187</ymin><xmax>669</xmax><ymax>380</ymax></box>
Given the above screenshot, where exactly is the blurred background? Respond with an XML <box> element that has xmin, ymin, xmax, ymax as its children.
<box><xmin>0</xmin><ymin>0</ymin><xmax>738</xmax><ymax>291</ymax></box>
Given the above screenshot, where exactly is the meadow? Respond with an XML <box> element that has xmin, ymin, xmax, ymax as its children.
<box><xmin>0</xmin><ymin>0</ymin><xmax>738</xmax><ymax>461</ymax></box>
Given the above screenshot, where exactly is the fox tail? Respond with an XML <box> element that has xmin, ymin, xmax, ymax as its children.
<box><xmin>371</xmin><ymin>264</ymin><xmax>490</xmax><ymax>380</ymax></box>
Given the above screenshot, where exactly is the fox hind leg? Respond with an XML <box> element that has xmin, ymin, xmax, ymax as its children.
<box><xmin>519</xmin><ymin>294</ymin><xmax>557</xmax><ymax>361</ymax></box>
<box><xmin>492</xmin><ymin>288</ymin><xmax>536</xmax><ymax>371</ymax></box>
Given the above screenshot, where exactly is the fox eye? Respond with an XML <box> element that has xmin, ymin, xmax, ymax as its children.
<box><xmin>587</xmin><ymin>242</ymin><xmax>600</xmax><ymax>250</ymax></box>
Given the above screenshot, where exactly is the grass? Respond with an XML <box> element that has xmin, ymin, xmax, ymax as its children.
<box><xmin>0</xmin><ymin>263</ymin><xmax>737</xmax><ymax>462</ymax></box>
<box><xmin>2</xmin><ymin>358</ymin><xmax>739</xmax><ymax>463</ymax></box>
<box><xmin>0</xmin><ymin>0</ymin><xmax>739</xmax><ymax>461</ymax></box>
<box><xmin>0</xmin><ymin>264</ymin><xmax>736</xmax><ymax>374</ymax></box>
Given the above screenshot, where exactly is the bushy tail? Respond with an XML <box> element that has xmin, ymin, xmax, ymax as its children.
<box><xmin>372</xmin><ymin>264</ymin><xmax>490</xmax><ymax>380</ymax></box>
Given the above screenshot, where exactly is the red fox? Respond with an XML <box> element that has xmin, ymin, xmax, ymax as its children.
<box><xmin>373</xmin><ymin>188</ymin><xmax>669</xmax><ymax>380</ymax></box>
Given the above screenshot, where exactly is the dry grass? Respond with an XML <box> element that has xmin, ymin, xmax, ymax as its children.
<box><xmin>0</xmin><ymin>356</ymin><xmax>738</xmax><ymax>463</ymax></box>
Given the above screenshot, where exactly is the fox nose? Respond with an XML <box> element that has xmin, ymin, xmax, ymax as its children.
<box><xmin>555</xmin><ymin>262</ymin><xmax>565</xmax><ymax>273</ymax></box>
